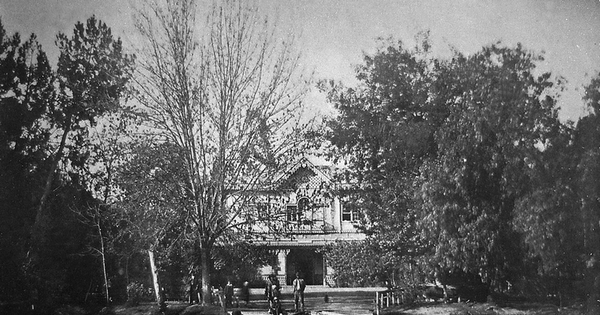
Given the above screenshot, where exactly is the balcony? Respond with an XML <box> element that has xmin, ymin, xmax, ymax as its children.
<box><xmin>284</xmin><ymin>220</ymin><xmax>335</xmax><ymax>234</ymax></box>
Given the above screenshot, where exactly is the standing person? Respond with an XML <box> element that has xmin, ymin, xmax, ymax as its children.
<box><xmin>293</xmin><ymin>272</ymin><xmax>306</xmax><ymax>312</ymax></box>
<box><xmin>265</xmin><ymin>275</ymin><xmax>273</xmax><ymax>302</ymax></box>
<box><xmin>188</xmin><ymin>274</ymin><xmax>197</xmax><ymax>304</ymax></box>
<box><xmin>265</xmin><ymin>274</ymin><xmax>281</xmax><ymax>314</ymax></box>
<box><xmin>265</xmin><ymin>274</ymin><xmax>281</xmax><ymax>300</ymax></box>
<box><xmin>225</xmin><ymin>279</ymin><xmax>234</xmax><ymax>307</ymax></box>
<box><xmin>272</xmin><ymin>274</ymin><xmax>281</xmax><ymax>293</ymax></box>
<box><xmin>241</xmin><ymin>281</ymin><xmax>250</xmax><ymax>306</ymax></box>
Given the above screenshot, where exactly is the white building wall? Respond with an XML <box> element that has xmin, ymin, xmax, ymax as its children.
<box><xmin>332</xmin><ymin>197</ymin><xmax>341</xmax><ymax>231</ymax></box>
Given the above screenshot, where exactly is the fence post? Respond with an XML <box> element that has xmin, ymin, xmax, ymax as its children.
<box><xmin>386</xmin><ymin>291</ymin><xmax>390</xmax><ymax>307</ymax></box>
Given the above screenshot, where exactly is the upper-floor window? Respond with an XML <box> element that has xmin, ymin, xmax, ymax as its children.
<box><xmin>341</xmin><ymin>203</ymin><xmax>359</xmax><ymax>222</ymax></box>
<box><xmin>298</xmin><ymin>197</ymin><xmax>310</xmax><ymax>216</ymax></box>
<box><xmin>287</xmin><ymin>197</ymin><xmax>310</xmax><ymax>222</ymax></box>
<box><xmin>287</xmin><ymin>205</ymin><xmax>299</xmax><ymax>222</ymax></box>
<box><xmin>254</xmin><ymin>202</ymin><xmax>271</xmax><ymax>221</ymax></box>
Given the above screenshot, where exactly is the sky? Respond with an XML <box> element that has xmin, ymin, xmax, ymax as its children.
<box><xmin>1</xmin><ymin>0</ymin><xmax>600</xmax><ymax>121</ymax></box>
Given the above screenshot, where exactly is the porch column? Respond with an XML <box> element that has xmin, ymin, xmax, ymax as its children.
<box><xmin>333</xmin><ymin>196</ymin><xmax>341</xmax><ymax>231</ymax></box>
<box><xmin>322</xmin><ymin>254</ymin><xmax>327</xmax><ymax>287</ymax></box>
<box><xmin>277</xmin><ymin>249</ymin><xmax>290</xmax><ymax>285</ymax></box>
<box><xmin>324</xmin><ymin>255</ymin><xmax>336</xmax><ymax>287</ymax></box>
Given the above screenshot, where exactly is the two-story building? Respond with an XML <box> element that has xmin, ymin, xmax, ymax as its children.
<box><xmin>247</xmin><ymin>157</ymin><xmax>365</xmax><ymax>287</ymax></box>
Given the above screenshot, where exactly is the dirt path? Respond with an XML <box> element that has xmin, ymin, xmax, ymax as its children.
<box><xmin>383</xmin><ymin>301</ymin><xmax>584</xmax><ymax>315</ymax></box>
<box><xmin>111</xmin><ymin>294</ymin><xmax>585</xmax><ymax>315</ymax></box>
<box><xmin>394</xmin><ymin>303</ymin><xmax>527</xmax><ymax>315</ymax></box>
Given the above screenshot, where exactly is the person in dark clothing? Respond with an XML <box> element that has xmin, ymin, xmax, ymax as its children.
<box><xmin>293</xmin><ymin>272</ymin><xmax>306</xmax><ymax>312</ymax></box>
<box><xmin>241</xmin><ymin>281</ymin><xmax>250</xmax><ymax>306</ymax></box>
<box><xmin>188</xmin><ymin>275</ymin><xmax>196</xmax><ymax>304</ymax></box>
<box><xmin>265</xmin><ymin>274</ymin><xmax>281</xmax><ymax>314</ymax></box>
<box><xmin>225</xmin><ymin>280</ymin><xmax>234</xmax><ymax>307</ymax></box>
<box><xmin>265</xmin><ymin>274</ymin><xmax>281</xmax><ymax>300</ymax></box>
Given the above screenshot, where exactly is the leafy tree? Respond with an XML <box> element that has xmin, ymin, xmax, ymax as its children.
<box><xmin>415</xmin><ymin>43</ymin><xmax>563</xmax><ymax>288</ymax></box>
<box><xmin>0</xmin><ymin>18</ymin><xmax>53</xmax><ymax>302</ymax></box>
<box><xmin>511</xmin><ymin>118</ymin><xmax>582</xmax><ymax>302</ymax></box>
<box><xmin>114</xmin><ymin>140</ymin><xmax>189</xmax><ymax>307</ymax></box>
<box><xmin>325</xmin><ymin>239</ymin><xmax>428</xmax><ymax>289</ymax></box>
<box><xmin>325</xmin><ymin>241</ymin><xmax>385</xmax><ymax>287</ymax></box>
<box><xmin>133</xmin><ymin>0</ymin><xmax>311</xmax><ymax>304</ymax></box>
<box><xmin>4</xmin><ymin>16</ymin><xmax>135</xmax><ymax>308</ymax></box>
<box><xmin>70</xmin><ymin>107</ymin><xmax>141</xmax><ymax>305</ymax></box>
<box><xmin>515</xmin><ymin>71</ymin><xmax>600</xmax><ymax>311</ymax></box>
<box><xmin>323</xmin><ymin>36</ymin><xmax>438</xmax><ymax>287</ymax></box>
<box><xmin>571</xmin><ymin>72</ymin><xmax>600</xmax><ymax>313</ymax></box>
<box><xmin>1</xmin><ymin>14</ymin><xmax>138</xmax><ymax>309</ymax></box>
<box><xmin>32</xmin><ymin>15</ymin><xmax>134</xmax><ymax>247</ymax></box>
<box><xmin>211</xmin><ymin>241</ymin><xmax>275</xmax><ymax>286</ymax></box>
<box><xmin>33</xmin><ymin>178</ymin><xmax>105</xmax><ymax>307</ymax></box>
<box><xmin>324</xmin><ymin>38</ymin><xmax>569</xmax><ymax>295</ymax></box>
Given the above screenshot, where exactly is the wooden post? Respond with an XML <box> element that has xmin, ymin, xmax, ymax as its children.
<box><xmin>386</xmin><ymin>291</ymin><xmax>390</xmax><ymax>307</ymax></box>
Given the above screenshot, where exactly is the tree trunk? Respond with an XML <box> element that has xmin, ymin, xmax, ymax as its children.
<box><xmin>35</xmin><ymin>117</ymin><xmax>72</xmax><ymax>234</ymax></box>
<box><xmin>586</xmin><ymin>222</ymin><xmax>600</xmax><ymax>314</ymax></box>
<box><xmin>587</xmin><ymin>263</ymin><xmax>600</xmax><ymax>314</ymax></box>
<box><xmin>148</xmin><ymin>249</ymin><xmax>164</xmax><ymax>307</ymax></box>
<box><xmin>200</xmin><ymin>244</ymin><xmax>212</xmax><ymax>306</ymax></box>
<box><xmin>96</xmin><ymin>213</ymin><xmax>110</xmax><ymax>305</ymax></box>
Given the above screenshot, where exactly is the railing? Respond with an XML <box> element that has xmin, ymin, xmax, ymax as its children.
<box><xmin>285</xmin><ymin>220</ymin><xmax>335</xmax><ymax>234</ymax></box>
<box><xmin>374</xmin><ymin>289</ymin><xmax>405</xmax><ymax>315</ymax></box>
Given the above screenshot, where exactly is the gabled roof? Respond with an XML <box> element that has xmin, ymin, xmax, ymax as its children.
<box><xmin>273</xmin><ymin>156</ymin><xmax>333</xmax><ymax>190</ymax></box>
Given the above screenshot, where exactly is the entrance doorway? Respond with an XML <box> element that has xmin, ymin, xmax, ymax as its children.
<box><xmin>286</xmin><ymin>248</ymin><xmax>323</xmax><ymax>285</ymax></box>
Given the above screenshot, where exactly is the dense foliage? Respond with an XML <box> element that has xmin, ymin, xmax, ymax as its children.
<box><xmin>416</xmin><ymin>43</ymin><xmax>562</xmax><ymax>286</ymax></box>
<box><xmin>323</xmin><ymin>37</ymin><xmax>599</xmax><ymax>312</ymax></box>
<box><xmin>322</xmin><ymin>37</ymin><xmax>434</xmax><ymax>290</ymax></box>
<box><xmin>0</xmin><ymin>16</ymin><xmax>135</xmax><ymax>312</ymax></box>
<box><xmin>0</xmin><ymin>19</ymin><xmax>53</xmax><ymax>302</ymax></box>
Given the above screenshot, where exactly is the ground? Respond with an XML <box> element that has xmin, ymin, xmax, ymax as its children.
<box><xmin>382</xmin><ymin>302</ymin><xmax>586</xmax><ymax>315</ymax></box>
<box><xmin>94</xmin><ymin>298</ymin><xmax>587</xmax><ymax>315</ymax></box>
<box><xmin>47</xmin><ymin>287</ymin><xmax>588</xmax><ymax>315</ymax></box>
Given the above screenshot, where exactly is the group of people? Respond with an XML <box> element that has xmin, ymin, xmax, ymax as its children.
<box><xmin>265</xmin><ymin>272</ymin><xmax>306</xmax><ymax>314</ymax></box>
<box><xmin>222</xmin><ymin>279</ymin><xmax>252</xmax><ymax>307</ymax></box>
<box><xmin>208</xmin><ymin>272</ymin><xmax>306</xmax><ymax>314</ymax></box>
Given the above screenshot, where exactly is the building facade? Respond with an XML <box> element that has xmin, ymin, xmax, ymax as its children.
<box><xmin>248</xmin><ymin>157</ymin><xmax>365</xmax><ymax>287</ymax></box>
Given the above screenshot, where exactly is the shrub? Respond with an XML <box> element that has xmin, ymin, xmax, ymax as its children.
<box><xmin>127</xmin><ymin>282</ymin><xmax>150</xmax><ymax>306</ymax></box>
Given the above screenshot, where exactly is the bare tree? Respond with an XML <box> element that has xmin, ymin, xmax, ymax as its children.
<box><xmin>133</xmin><ymin>0</ymin><xmax>311</xmax><ymax>304</ymax></box>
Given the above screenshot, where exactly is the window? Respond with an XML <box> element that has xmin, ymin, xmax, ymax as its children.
<box><xmin>287</xmin><ymin>198</ymin><xmax>310</xmax><ymax>222</ymax></box>
<box><xmin>342</xmin><ymin>203</ymin><xmax>358</xmax><ymax>222</ymax></box>
<box><xmin>298</xmin><ymin>197</ymin><xmax>310</xmax><ymax>218</ymax></box>
<box><xmin>287</xmin><ymin>205</ymin><xmax>300</xmax><ymax>222</ymax></box>
<box><xmin>255</xmin><ymin>203</ymin><xmax>270</xmax><ymax>221</ymax></box>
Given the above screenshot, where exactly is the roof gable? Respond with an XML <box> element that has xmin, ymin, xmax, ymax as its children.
<box><xmin>275</xmin><ymin>157</ymin><xmax>332</xmax><ymax>190</ymax></box>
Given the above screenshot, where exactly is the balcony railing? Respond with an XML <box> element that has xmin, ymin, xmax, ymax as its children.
<box><xmin>285</xmin><ymin>220</ymin><xmax>335</xmax><ymax>234</ymax></box>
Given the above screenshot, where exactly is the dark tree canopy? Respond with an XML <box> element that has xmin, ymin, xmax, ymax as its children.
<box><xmin>323</xmin><ymin>38</ymin><xmax>577</xmax><ymax>297</ymax></box>
<box><xmin>415</xmin><ymin>43</ymin><xmax>564</xmax><ymax>286</ymax></box>
<box><xmin>0</xmin><ymin>19</ymin><xmax>54</xmax><ymax>302</ymax></box>
<box><xmin>0</xmin><ymin>16</ymin><xmax>135</xmax><ymax>310</ymax></box>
